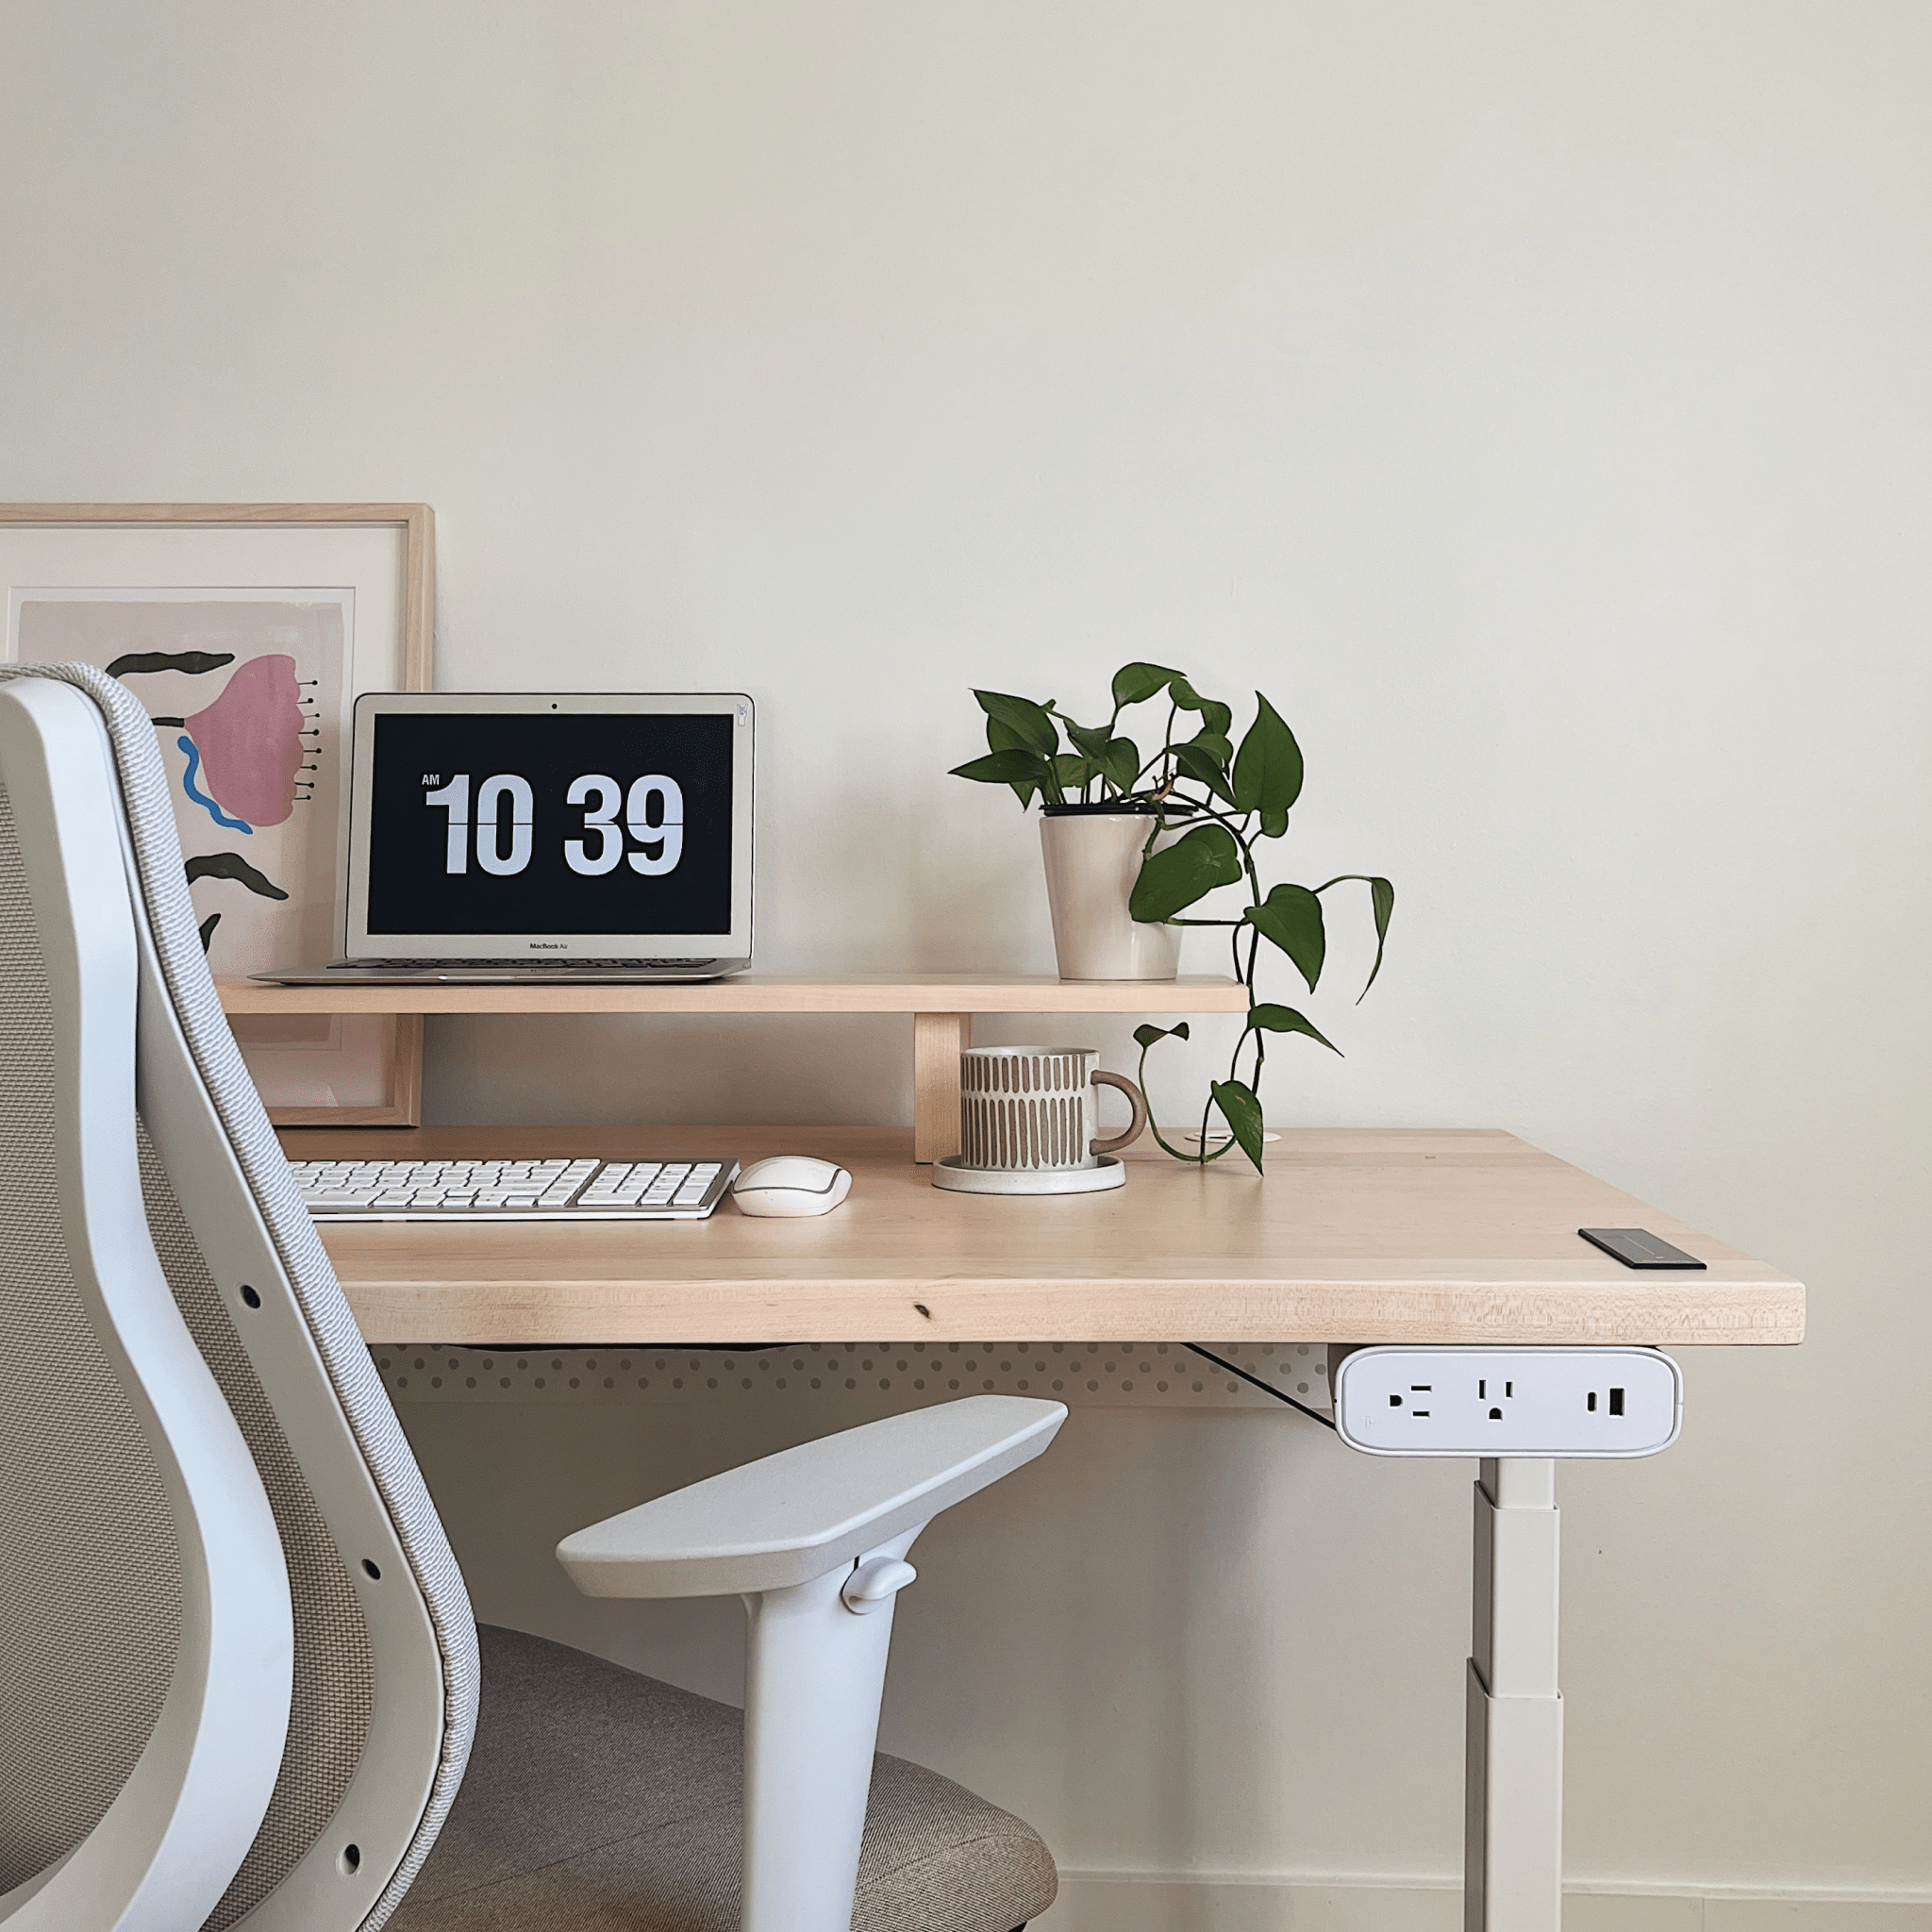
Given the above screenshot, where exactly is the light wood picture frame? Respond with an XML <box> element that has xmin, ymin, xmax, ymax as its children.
<box><xmin>0</xmin><ymin>503</ymin><xmax>435</xmax><ymax>1125</ymax></box>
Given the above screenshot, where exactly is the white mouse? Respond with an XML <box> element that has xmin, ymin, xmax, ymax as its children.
<box><xmin>731</xmin><ymin>1156</ymin><xmax>853</xmax><ymax>1218</ymax></box>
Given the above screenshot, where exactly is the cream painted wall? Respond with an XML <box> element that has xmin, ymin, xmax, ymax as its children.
<box><xmin>5</xmin><ymin>0</ymin><xmax>1929</xmax><ymax>1904</ymax></box>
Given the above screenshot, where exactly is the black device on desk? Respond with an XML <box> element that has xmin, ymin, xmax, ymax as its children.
<box><xmin>1577</xmin><ymin>1226</ymin><xmax>1707</xmax><ymax>1270</ymax></box>
<box><xmin>258</xmin><ymin>691</ymin><xmax>755</xmax><ymax>983</ymax></box>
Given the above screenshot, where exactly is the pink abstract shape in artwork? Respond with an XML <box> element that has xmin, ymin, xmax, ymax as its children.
<box><xmin>183</xmin><ymin>655</ymin><xmax>307</xmax><ymax>829</ymax></box>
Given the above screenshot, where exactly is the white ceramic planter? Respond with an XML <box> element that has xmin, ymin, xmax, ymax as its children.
<box><xmin>1038</xmin><ymin>808</ymin><xmax>1185</xmax><ymax>981</ymax></box>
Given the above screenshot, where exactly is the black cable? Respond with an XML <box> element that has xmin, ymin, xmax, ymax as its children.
<box><xmin>1185</xmin><ymin>1343</ymin><xmax>1337</xmax><ymax>1429</ymax></box>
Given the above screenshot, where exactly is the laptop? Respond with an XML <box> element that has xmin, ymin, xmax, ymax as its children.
<box><xmin>258</xmin><ymin>691</ymin><xmax>754</xmax><ymax>984</ymax></box>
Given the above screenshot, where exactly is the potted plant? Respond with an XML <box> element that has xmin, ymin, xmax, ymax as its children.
<box><xmin>950</xmin><ymin>661</ymin><xmax>1393</xmax><ymax>1171</ymax></box>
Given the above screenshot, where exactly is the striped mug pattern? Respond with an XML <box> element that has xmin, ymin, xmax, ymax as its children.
<box><xmin>958</xmin><ymin>1045</ymin><xmax>1149</xmax><ymax>1172</ymax></box>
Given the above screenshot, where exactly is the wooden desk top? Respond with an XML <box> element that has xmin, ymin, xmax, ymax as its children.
<box><xmin>279</xmin><ymin>1124</ymin><xmax>1806</xmax><ymax>1349</ymax></box>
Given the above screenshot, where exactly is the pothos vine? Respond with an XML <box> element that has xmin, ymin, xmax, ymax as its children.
<box><xmin>952</xmin><ymin>661</ymin><xmax>1392</xmax><ymax>1172</ymax></box>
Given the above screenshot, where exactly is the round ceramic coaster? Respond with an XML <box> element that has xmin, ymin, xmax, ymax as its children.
<box><xmin>931</xmin><ymin>1155</ymin><xmax>1126</xmax><ymax>1196</ymax></box>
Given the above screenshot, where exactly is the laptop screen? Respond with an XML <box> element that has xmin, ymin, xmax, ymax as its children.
<box><xmin>346</xmin><ymin>693</ymin><xmax>753</xmax><ymax>959</ymax></box>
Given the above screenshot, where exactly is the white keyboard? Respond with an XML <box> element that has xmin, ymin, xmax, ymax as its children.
<box><xmin>289</xmin><ymin>1157</ymin><xmax>740</xmax><ymax>1222</ymax></box>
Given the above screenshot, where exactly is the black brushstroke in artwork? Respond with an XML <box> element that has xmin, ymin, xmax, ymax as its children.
<box><xmin>197</xmin><ymin>912</ymin><xmax>221</xmax><ymax>952</ymax></box>
<box><xmin>107</xmin><ymin>650</ymin><xmax>235</xmax><ymax>678</ymax></box>
<box><xmin>148</xmin><ymin>716</ymin><xmax>185</xmax><ymax>726</ymax></box>
<box><xmin>186</xmin><ymin>852</ymin><xmax>289</xmax><ymax>901</ymax></box>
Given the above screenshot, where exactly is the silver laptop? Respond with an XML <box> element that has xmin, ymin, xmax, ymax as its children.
<box><xmin>258</xmin><ymin>691</ymin><xmax>754</xmax><ymax>984</ymax></box>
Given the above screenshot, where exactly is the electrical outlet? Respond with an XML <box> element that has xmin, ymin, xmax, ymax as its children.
<box><xmin>1331</xmin><ymin>1346</ymin><xmax>1682</xmax><ymax>1457</ymax></box>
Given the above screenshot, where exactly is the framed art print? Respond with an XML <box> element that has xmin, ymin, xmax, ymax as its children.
<box><xmin>0</xmin><ymin>504</ymin><xmax>434</xmax><ymax>1125</ymax></box>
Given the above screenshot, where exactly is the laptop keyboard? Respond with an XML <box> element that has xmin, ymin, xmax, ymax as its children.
<box><xmin>290</xmin><ymin>1157</ymin><xmax>739</xmax><ymax>1222</ymax></box>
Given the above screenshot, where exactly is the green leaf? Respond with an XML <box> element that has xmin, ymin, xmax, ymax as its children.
<box><xmin>985</xmin><ymin>716</ymin><xmax>1041</xmax><ymax>805</ymax></box>
<box><xmin>1365</xmin><ymin>877</ymin><xmax>1394</xmax><ymax>996</ymax></box>
<box><xmin>1127</xmin><ymin>822</ymin><xmax>1242</xmax><ymax>922</ymax></box>
<box><xmin>1258</xmin><ymin>806</ymin><xmax>1289</xmax><ymax>839</ymax></box>
<box><xmin>1209</xmin><ymin>1078</ymin><xmax>1267</xmax><ymax>1173</ymax></box>
<box><xmin>1112</xmin><ymin>661</ymin><xmax>1183</xmax><ymax>708</ymax></box>
<box><xmin>951</xmin><ymin>749</ymin><xmax>1051</xmax><ymax>790</ymax></box>
<box><xmin>1231</xmin><ymin>692</ymin><xmax>1304</xmax><ymax>817</ymax></box>
<box><xmin>974</xmin><ymin>690</ymin><xmax>1059</xmax><ymax>758</ymax></box>
<box><xmin>1314</xmin><ymin>874</ymin><xmax>1397</xmax><ymax>999</ymax></box>
<box><xmin>1052</xmin><ymin>752</ymin><xmax>1092</xmax><ymax>793</ymax></box>
<box><xmin>1099</xmin><ymin>737</ymin><xmax>1141</xmax><ymax>793</ymax></box>
<box><xmin>1188</xmin><ymin>727</ymin><xmax>1234</xmax><ymax>764</ymax></box>
<box><xmin>1133</xmin><ymin>1020</ymin><xmax>1191</xmax><ymax>1049</ymax></box>
<box><xmin>1165</xmin><ymin>680</ymin><xmax>1234</xmax><ymax>737</ymax></box>
<box><xmin>1246</xmin><ymin>1003</ymin><xmax>1341</xmax><ymax>1055</ymax></box>
<box><xmin>1171</xmin><ymin>741</ymin><xmax>1234</xmax><ymax>802</ymax></box>
<box><xmin>1243</xmin><ymin>883</ymin><xmax>1325</xmax><ymax>991</ymax></box>
<box><xmin>1062</xmin><ymin>722</ymin><xmax>1141</xmax><ymax>796</ymax></box>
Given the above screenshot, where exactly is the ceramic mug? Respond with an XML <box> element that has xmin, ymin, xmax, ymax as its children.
<box><xmin>958</xmin><ymin>1045</ymin><xmax>1149</xmax><ymax>1173</ymax></box>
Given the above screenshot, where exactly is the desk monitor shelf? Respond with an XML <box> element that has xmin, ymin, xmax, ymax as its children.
<box><xmin>221</xmin><ymin>973</ymin><xmax>1250</xmax><ymax>1161</ymax></box>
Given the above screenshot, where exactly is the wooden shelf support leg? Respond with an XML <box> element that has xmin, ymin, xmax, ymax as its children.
<box><xmin>912</xmin><ymin>1013</ymin><xmax>972</xmax><ymax>1164</ymax></box>
<box><xmin>1466</xmin><ymin>1457</ymin><xmax>1562</xmax><ymax>1932</ymax></box>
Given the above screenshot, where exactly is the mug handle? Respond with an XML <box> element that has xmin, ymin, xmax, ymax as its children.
<box><xmin>1090</xmin><ymin>1071</ymin><xmax>1149</xmax><ymax>1156</ymax></box>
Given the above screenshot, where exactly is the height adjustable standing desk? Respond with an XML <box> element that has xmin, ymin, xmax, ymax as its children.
<box><xmin>239</xmin><ymin>975</ymin><xmax>1807</xmax><ymax>1932</ymax></box>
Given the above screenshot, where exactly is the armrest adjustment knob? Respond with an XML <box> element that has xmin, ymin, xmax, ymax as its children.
<box><xmin>841</xmin><ymin>1557</ymin><xmax>917</xmax><ymax>1615</ymax></box>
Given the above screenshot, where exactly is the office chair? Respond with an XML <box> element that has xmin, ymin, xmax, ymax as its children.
<box><xmin>0</xmin><ymin>664</ymin><xmax>1061</xmax><ymax>1932</ymax></box>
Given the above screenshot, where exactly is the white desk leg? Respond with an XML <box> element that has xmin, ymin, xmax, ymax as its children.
<box><xmin>1466</xmin><ymin>1457</ymin><xmax>1562</xmax><ymax>1932</ymax></box>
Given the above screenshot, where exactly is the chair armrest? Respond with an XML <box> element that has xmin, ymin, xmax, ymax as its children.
<box><xmin>558</xmin><ymin>1394</ymin><xmax>1065</xmax><ymax>1599</ymax></box>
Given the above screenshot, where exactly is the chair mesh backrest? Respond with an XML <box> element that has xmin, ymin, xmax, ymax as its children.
<box><xmin>134</xmin><ymin>1125</ymin><xmax>378</xmax><ymax>1924</ymax></box>
<box><xmin>0</xmin><ymin>664</ymin><xmax>477</xmax><ymax>1930</ymax></box>
<box><xmin>0</xmin><ymin>783</ymin><xmax>184</xmax><ymax>1891</ymax></box>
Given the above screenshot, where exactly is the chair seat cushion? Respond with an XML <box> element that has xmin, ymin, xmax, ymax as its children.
<box><xmin>387</xmin><ymin>1625</ymin><xmax>1056</xmax><ymax>1932</ymax></box>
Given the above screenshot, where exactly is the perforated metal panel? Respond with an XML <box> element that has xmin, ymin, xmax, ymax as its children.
<box><xmin>373</xmin><ymin>1341</ymin><xmax>1332</xmax><ymax>1412</ymax></box>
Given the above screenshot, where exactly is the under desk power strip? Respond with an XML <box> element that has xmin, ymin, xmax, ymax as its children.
<box><xmin>1331</xmin><ymin>1346</ymin><xmax>1682</xmax><ymax>1457</ymax></box>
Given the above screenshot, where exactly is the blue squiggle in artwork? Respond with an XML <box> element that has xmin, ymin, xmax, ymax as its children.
<box><xmin>177</xmin><ymin>734</ymin><xmax>253</xmax><ymax>833</ymax></box>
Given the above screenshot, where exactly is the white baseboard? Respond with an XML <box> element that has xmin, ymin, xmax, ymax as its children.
<box><xmin>1039</xmin><ymin>1873</ymin><xmax>1932</xmax><ymax>1931</ymax></box>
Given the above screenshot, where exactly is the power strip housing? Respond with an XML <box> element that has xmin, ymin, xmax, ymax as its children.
<box><xmin>1331</xmin><ymin>1346</ymin><xmax>1682</xmax><ymax>1457</ymax></box>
